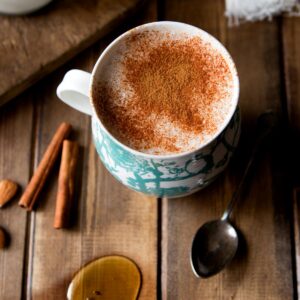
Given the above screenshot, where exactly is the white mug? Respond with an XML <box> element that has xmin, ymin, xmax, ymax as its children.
<box><xmin>0</xmin><ymin>0</ymin><xmax>53</xmax><ymax>15</ymax></box>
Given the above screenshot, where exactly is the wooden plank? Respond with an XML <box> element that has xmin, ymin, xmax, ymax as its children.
<box><xmin>0</xmin><ymin>92</ymin><xmax>34</xmax><ymax>298</ymax></box>
<box><xmin>0</xmin><ymin>0</ymin><xmax>144</xmax><ymax>107</ymax></box>
<box><xmin>293</xmin><ymin>188</ymin><xmax>300</xmax><ymax>297</ymax></box>
<box><xmin>282</xmin><ymin>16</ymin><xmax>300</xmax><ymax>132</ymax></box>
<box><xmin>25</xmin><ymin>1</ymin><xmax>158</xmax><ymax>299</ymax></box>
<box><xmin>162</xmin><ymin>1</ymin><xmax>293</xmax><ymax>299</ymax></box>
<box><xmin>282</xmin><ymin>15</ymin><xmax>300</xmax><ymax>298</ymax></box>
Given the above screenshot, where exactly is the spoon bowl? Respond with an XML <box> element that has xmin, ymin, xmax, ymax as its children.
<box><xmin>191</xmin><ymin>220</ymin><xmax>238</xmax><ymax>278</ymax></box>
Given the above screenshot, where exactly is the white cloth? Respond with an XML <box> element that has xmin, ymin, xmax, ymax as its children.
<box><xmin>225</xmin><ymin>0</ymin><xmax>300</xmax><ymax>25</ymax></box>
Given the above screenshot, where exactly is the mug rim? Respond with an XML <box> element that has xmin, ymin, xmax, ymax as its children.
<box><xmin>89</xmin><ymin>21</ymin><xmax>240</xmax><ymax>159</ymax></box>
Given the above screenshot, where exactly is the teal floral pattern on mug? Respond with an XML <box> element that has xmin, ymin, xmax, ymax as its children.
<box><xmin>92</xmin><ymin>108</ymin><xmax>240</xmax><ymax>198</ymax></box>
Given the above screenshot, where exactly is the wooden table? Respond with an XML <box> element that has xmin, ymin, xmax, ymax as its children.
<box><xmin>1</xmin><ymin>0</ymin><xmax>300</xmax><ymax>299</ymax></box>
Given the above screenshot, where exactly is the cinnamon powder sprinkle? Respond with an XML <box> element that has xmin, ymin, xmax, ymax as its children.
<box><xmin>93</xmin><ymin>30</ymin><xmax>234</xmax><ymax>154</ymax></box>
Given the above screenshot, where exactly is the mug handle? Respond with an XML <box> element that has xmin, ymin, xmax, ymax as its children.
<box><xmin>56</xmin><ymin>69</ymin><xmax>93</xmax><ymax>116</ymax></box>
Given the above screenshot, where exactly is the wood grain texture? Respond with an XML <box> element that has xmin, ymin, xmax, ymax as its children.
<box><xmin>283</xmin><ymin>17</ymin><xmax>300</xmax><ymax>132</ymax></box>
<box><xmin>24</xmin><ymin>1</ymin><xmax>158</xmax><ymax>299</ymax></box>
<box><xmin>0</xmin><ymin>0</ymin><xmax>143</xmax><ymax>107</ymax></box>
<box><xmin>282</xmin><ymin>15</ymin><xmax>300</xmax><ymax>298</ymax></box>
<box><xmin>282</xmin><ymin>16</ymin><xmax>300</xmax><ymax>191</ymax></box>
<box><xmin>293</xmin><ymin>188</ymin><xmax>300</xmax><ymax>298</ymax></box>
<box><xmin>0</xmin><ymin>92</ymin><xmax>34</xmax><ymax>298</ymax></box>
<box><xmin>161</xmin><ymin>1</ymin><xmax>293</xmax><ymax>299</ymax></box>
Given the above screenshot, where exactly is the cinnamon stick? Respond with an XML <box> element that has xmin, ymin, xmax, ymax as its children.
<box><xmin>54</xmin><ymin>140</ymin><xmax>79</xmax><ymax>229</ymax></box>
<box><xmin>19</xmin><ymin>123</ymin><xmax>72</xmax><ymax>211</ymax></box>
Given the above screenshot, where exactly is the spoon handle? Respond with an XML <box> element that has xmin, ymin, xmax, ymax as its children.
<box><xmin>221</xmin><ymin>111</ymin><xmax>277</xmax><ymax>221</ymax></box>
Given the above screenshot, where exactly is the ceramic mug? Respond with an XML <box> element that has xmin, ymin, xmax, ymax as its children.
<box><xmin>57</xmin><ymin>21</ymin><xmax>240</xmax><ymax>198</ymax></box>
<box><xmin>0</xmin><ymin>0</ymin><xmax>53</xmax><ymax>15</ymax></box>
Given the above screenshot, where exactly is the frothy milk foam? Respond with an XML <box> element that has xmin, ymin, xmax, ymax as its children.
<box><xmin>91</xmin><ymin>24</ymin><xmax>237</xmax><ymax>155</ymax></box>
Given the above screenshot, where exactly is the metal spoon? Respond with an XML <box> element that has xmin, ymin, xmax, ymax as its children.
<box><xmin>190</xmin><ymin>111</ymin><xmax>277</xmax><ymax>278</ymax></box>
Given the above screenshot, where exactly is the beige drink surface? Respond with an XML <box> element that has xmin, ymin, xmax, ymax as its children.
<box><xmin>92</xmin><ymin>29</ymin><xmax>235</xmax><ymax>155</ymax></box>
